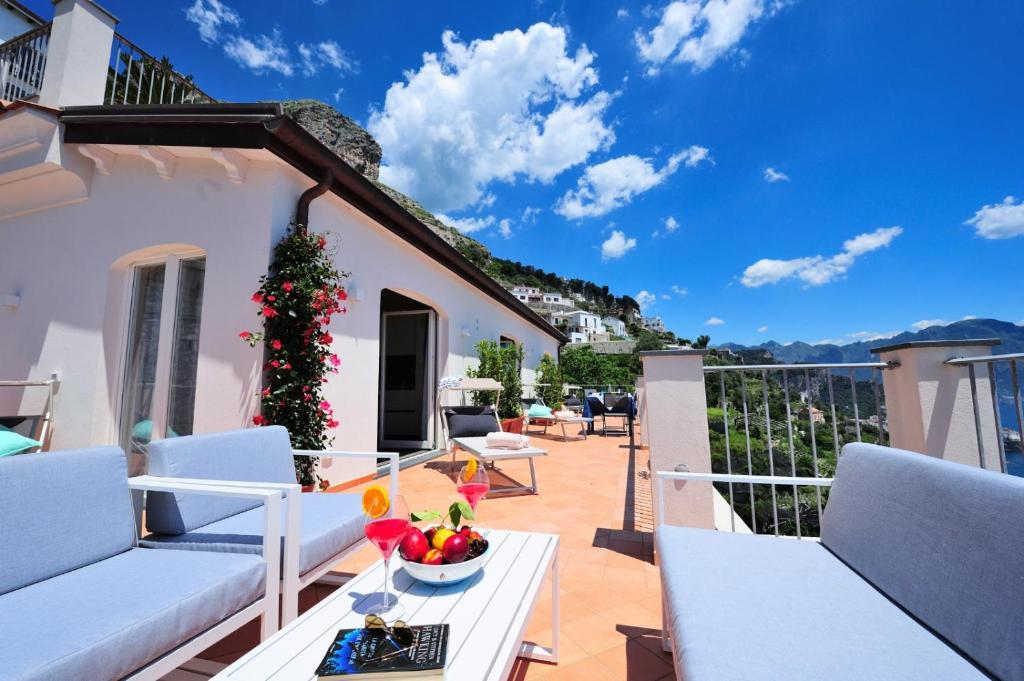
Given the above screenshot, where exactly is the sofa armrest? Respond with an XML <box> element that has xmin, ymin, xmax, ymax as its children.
<box><xmin>292</xmin><ymin>450</ymin><xmax>400</xmax><ymax>501</ymax></box>
<box><xmin>128</xmin><ymin>476</ymin><xmax>282</xmax><ymax>635</ymax></box>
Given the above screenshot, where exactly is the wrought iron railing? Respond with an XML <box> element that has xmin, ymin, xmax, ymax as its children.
<box><xmin>945</xmin><ymin>352</ymin><xmax>1024</xmax><ymax>476</ymax></box>
<box><xmin>698</xmin><ymin>361</ymin><xmax>891</xmax><ymax>538</ymax></box>
<box><xmin>0</xmin><ymin>23</ymin><xmax>51</xmax><ymax>101</ymax></box>
<box><xmin>105</xmin><ymin>33</ymin><xmax>214</xmax><ymax>105</ymax></box>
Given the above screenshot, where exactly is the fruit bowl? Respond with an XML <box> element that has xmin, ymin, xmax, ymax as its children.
<box><xmin>398</xmin><ymin>547</ymin><xmax>487</xmax><ymax>586</ymax></box>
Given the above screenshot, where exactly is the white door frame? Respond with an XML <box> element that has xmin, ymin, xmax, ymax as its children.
<box><xmin>378</xmin><ymin>309</ymin><xmax>437</xmax><ymax>450</ymax></box>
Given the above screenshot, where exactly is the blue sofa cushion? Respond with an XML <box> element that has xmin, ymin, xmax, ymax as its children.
<box><xmin>141</xmin><ymin>492</ymin><xmax>364</xmax><ymax>575</ymax></box>
<box><xmin>146</xmin><ymin>425</ymin><xmax>298</xmax><ymax>535</ymax></box>
<box><xmin>822</xmin><ymin>443</ymin><xmax>1024</xmax><ymax>681</ymax></box>
<box><xmin>0</xmin><ymin>547</ymin><xmax>265</xmax><ymax>681</ymax></box>
<box><xmin>657</xmin><ymin>526</ymin><xmax>987</xmax><ymax>681</ymax></box>
<box><xmin>0</xmin><ymin>447</ymin><xmax>136</xmax><ymax>595</ymax></box>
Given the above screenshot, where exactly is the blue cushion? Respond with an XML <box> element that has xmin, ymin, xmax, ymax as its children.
<box><xmin>527</xmin><ymin>404</ymin><xmax>553</xmax><ymax>418</ymax></box>
<box><xmin>0</xmin><ymin>447</ymin><xmax>136</xmax><ymax>595</ymax></box>
<box><xmin>822</xmin><ymin>443</ymin><xmax>1024</xmax><ymax>681</ymax></box>
<box><xmin>142</xmin><ymin>492</ymin><xmax>364</xmax><ymax>575</ymax></box>
<box><xmin>0</xmin><ymin>547</ymin><xmax>265</xmax><ymax>681</ymax></box>
<box><xmin>0</xmin><ymin>426</ymin><xmax>40</xmax><ymax>457</ymax></box>
<box><xmin>146</xmin><ymin>426</ymin><xmax>298</xmax><ymax>535</ymax></box>
<box><xmin>657</xmin><ymin>526</ymin><xmax>987</xmax><ymax>681</ymax></box>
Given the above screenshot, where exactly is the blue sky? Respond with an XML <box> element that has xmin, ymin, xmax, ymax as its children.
<box><xmin>33</xmin><ymin>0</ymin><xmax>1024</xmax><ymax>344</ymax></box>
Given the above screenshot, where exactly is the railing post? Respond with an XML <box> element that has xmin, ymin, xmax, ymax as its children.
<box><xmin>38</xmin><ymin>0</ymin><xmax>117</xmax><ymax>107</ymax></box>
<box><xmin>635</xmin><ymin>376</ymin><xmax>650</xmax><ymax>449</ymax></box>
<box><xmin>872</xmin><ymin>339</ymin><xmax>1002</xmax><ymax>471</ymax></box>
<box><xmin>640</xmin><ymin>350</ymin><xmax>714</xmax><ymax>531</ymax></box>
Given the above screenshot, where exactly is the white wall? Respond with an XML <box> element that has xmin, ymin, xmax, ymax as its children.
<box><xmin>0</xmin><ymin>142</ymin><xmax>560</xmax><ymax>485</ymax></box>
<box><xmin>0</xmin><ymin>151</ymin><xmax>276</xmax><ymax>452</ymax></box>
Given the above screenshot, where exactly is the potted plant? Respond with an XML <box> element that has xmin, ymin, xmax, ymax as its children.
<box><xmin>467</xmin><ymin>340</ymin><xmax>525</xmax><ymax>433</ymax></box>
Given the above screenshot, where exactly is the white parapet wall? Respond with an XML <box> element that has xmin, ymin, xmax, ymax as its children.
<box><xmin>38</xmin><ymin>0</ymin><xmax>118</xmax><ymax>108</ymax></box>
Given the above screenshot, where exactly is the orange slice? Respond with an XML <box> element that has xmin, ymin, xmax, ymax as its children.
<box><xmin>463</xmin><ymin>457</ymin><xmax>478</xmax><ymax>482</ymax></box>
<box><xmin>362</xmin><ymin>485</ymin><xmax>390</xmax><ymax>518</ymax></box>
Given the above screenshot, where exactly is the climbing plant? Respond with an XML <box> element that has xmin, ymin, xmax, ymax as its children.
<box><xmin>536</xmin><ymin>353</ymin><xmax>564</xmax><ymax>408</ymax></box>
<box><xmin>239</xmin><ymin>226</ymin><xmax>349</xmax><ymax>486</ymax></box>
<box><xmin>467</xmin><ymin>340</ymin><xmax>524</xmax><ymax>419</ymax></box>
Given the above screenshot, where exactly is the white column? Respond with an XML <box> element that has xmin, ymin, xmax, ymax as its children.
<box><xmin>874</xmin><ymin>339</ymin><xmax>1003</xmax><ymax>471</ymax></box>
<box><xmin>640</xmin><ymin>350</ymin><xmax>714</xmax><ymax>529</ymax></box>
<box><xmin>38</xmin><ymin>0</ymin><xmax>118</xmax><ymax>108</ymax></box>
<box><xmin>635</xmin><ymin>376</ymin><xmax>650</xmax><ymax>449</ymax></box>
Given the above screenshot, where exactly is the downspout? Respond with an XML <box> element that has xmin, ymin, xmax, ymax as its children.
<box><xmin>294</xmin><ymin>169</ymin><xmax>334</xmax><ymax>235</ymax></box>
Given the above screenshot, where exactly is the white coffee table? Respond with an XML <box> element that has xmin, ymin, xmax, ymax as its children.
<box><xmin>451</xmin><ymin>436</ymin><xmax>547</xmax><ymax>495</ymax></box>
<box><xmin>213</xmin><ymin>529</ymin><xmax>559</xmax><ymax>681</ymax></box>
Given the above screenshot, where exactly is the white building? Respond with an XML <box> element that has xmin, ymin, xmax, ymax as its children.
<box><xmin>0</xmin><ymin>0</ymin><xmax>564</xmax><ymax>484</ymax></box>
<box><xmin>554</xmin><ymin>310</ymin><xmax>603</xmax><ymax>343</ymax></box>
<box><xmin>642</xmin><ymin>316</ymin><xmax>666</xmax><ymax>333</ymax></box>
<box><xmin>602</xmin><ymin>316</ymin><xmax>627</xmax><ymax>338</ymax></box>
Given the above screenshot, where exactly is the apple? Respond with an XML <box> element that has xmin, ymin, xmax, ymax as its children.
<box><xmin>468</xmin><ymin>531</ymin><xmax>483</xmax><ymax>543</ymax></box>
<box><xmin>422</xmin><ymin>548</ymin><xmax>444</xmax><ymax>565</ymax></box>
<box><xmin>442</xmin><ymin>533</ymin><xmax>470</xmax><ymax>563</ymax></box>
<box><xmin>424</xmin><ymin>527</ymin><xmax>437</xmax><ymax>545</ymax></box>
<box><xmin>460</xmin><ymin>525</ymin><xmax>472</xmax><ymax>536</ymax></box>
<box><xmin>399</xmin><ymin>528</ymin><xmax>429</xmax><ymax>562</ymax></box>
<box><xmin>431</xmin><ymin>528</ymin><xmax>456</xmax><ymax>551</ymax></box>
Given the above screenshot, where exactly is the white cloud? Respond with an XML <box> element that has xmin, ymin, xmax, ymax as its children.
<box><xmin>185</xmin><ymin>0</ymin><xmax>241</xmax><ymax>44</ymax></box>
<box><xmin>848</xmin><ymin>330</ymin><xmax>898</xmax><ymax>341</ymax></box>
<box><xmin>705</xmin><ymin>316</ymin><xmax>725</xmax><ymax>326</ymax></box>
<box><xmin>635</xmin><ymin>290</ymin><xmax>657</xmax><ymax>310</ymax></box>
<box><xmin>671</xmin><ymin>284</ymin><xmax>688</xmax><ymax>296</ymax></box>
<box><xmin>740</xmin><ymin>226</ymin><xmax>903</xmax><ymax>287</ymax></box>
<box><xmin>664</xmin><ymin>215</ymin><xmax>680</xmax><ymax>232</ymax></box>
<box><xmin>965</xmin><ymin>196</ymin><xmax>1024</xmax><ymax>239</ymax></box>
<box><xmin>617</xmin><ymin>7</ymin><xmax>630</xmax><ymax>18</ymax></box>
<box><xmin>312</xmin><ymin>0</ymin><xmax>328</xmax><ymax>4</ymax></box>
<box><xmin>660</xmin><ymin>293</ymin><xmax>671</xmax><ymax>300</ymax></box>
<box><xmin>764</xmin><ymin>166</ymin><xmax>789</xmax><ymax>182</ymax></box>
<box><xmin>556</xmin><ymin>146</ymin><xmax>710</xmax><ymax>218</ymax></box>
<box><xmin>298</xmin><ymin>40</ymin><xmax>358</xmax><ymax>76</ymax></box>
<box><xmin>757</xmin><ymin>325</ymin><xmax>768</xmax><ymax>332</ymax></box>
<box><xmin>911</xmin><ymin>316</ymin><xmax>976</xmax><ymax>331</ymax></box>
<box><xmin>369</xmin><ymin>24</ymin><xmax>614</xmax><ymax>212</ymax></box>
<box><xmin>601</xmin><ymin>230</ymin><xmax>638</xmax><ymax>261</ymax></box>
<box><xmin>498</xmin><ymin>218</ymin><xmax>513</xmax><ymax>239</ymax></box>
<box><xmin>521</xmin><ymin>206</ymin><xmax>541</xmax><ymax>223</ymax></box>
<box><xmin>436</xmin><ymin>213</ymin><xmax>495</xmax><ymax>234</ymax></box>
<box><xmin>332</xmin><ymin>87</ymin><xmax>344</xmax><ymax>102</ymax></box>
<box><xmin>635</xmin><ymin>0</ymin><xmax>785</xmax><ymax>74</ymax></box>
<box><xmin>224</xmin><ymin>29</ymin><xmax>294</xmax><ymax>76</ymax></box>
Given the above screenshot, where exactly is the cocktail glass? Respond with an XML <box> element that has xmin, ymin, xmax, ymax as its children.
<box><xmin>364</xmin><ymin>494</ymin><xmax>410</xmax><ymax>613</ymax></box>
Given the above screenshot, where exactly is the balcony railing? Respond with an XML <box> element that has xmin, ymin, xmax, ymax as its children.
<box><xmin>105</xmin><ymin>33</ymin><xmax>214</xmax><ymax>105</ymax></box>
<box><xmin>696</xmin><ymin>361</ymin><xmax>891</xmax><ymax>538</ymax></box>
<box><xmin>946</xmin><ymin>351</ymin><xmax>1024</xmax><ymax>475</ymax></box>
<box><xmin>0</xmin><ymin>23</ymin><xmax>51</xmax><ymax>101</ymax></box>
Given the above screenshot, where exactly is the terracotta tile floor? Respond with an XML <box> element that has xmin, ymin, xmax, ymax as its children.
<box><xmin>202</xmin><ymin>426</ymin><xmax>676</xmax><ymax>680</ymax></box>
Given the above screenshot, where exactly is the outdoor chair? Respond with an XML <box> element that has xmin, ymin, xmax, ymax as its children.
<box><xmin>139</xmin><ymin>425</ymin><xmax>398</xmax><ymax>625</ymax></box>
<box><xmin>656</xmin><ymin>443</ymin><xmax>1024</xmax><ymax>681</ymax></box>
<box><xmin>440</xmin><ymin>404</ymin><xmax>502</xmax><ymax>465</ymax></box>
<box><xmin>586</xmin><ymin>394</ymin><xmax>632</xmax><ymax>435</ymax></box>
<box><xmin>0</xmin><ymin>446</ymin><xmax>282</xmax><ymax>681</ymax></box>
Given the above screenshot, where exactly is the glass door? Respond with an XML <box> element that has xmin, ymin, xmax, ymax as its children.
<box><xmin>119</xmin><ymin>254</ymin><xmax>206</xmax><ymax>475</ymax></box>
<box><xmin>379</xmin><ymin>310</ymin><xmax>436</xmax><ymax>450</ymax></box>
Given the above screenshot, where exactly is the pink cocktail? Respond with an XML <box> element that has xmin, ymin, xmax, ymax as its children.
<box><xmin>457</xmin><ymin>481</ymin><xmax>489</xmax><ymax>510</ymax></box>
<box><xmin>365</xmin><ymin>517</ymin><xmax>411</xmax><ymax>560</ymax></box>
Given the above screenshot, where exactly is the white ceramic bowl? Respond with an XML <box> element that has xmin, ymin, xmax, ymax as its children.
<box><xmin>397</xmin><ymin>548</ymin><xmax>488</xmax><ymax>586</ymax></box>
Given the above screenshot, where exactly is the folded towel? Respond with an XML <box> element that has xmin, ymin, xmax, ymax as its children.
<box><xmin>485</xmin><ymin>432</ymin><xmax>531</xmax><ymax>450</ymax></box>
<box><xmin>438</xmin><ymin>376</ymin><xmax>463</xmax><ymax>391</ymax></box>
<box><xmin>553</xmin><ymin>410</ymin><xmax>576</xmax><ymax>419</ymax></box>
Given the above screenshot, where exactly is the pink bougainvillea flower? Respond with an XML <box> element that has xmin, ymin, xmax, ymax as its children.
<box><xmin>251</xmin><ymin>293</ymin><xmax>264</xmax><ymax>303</ymax></box>
<box><xmin>329</xmin><ymin>354</ymin><xmax>340</xmax><ymax>367</ymax></box>
<box><xmin>239</xmin><ymin>331</ymin><xmax>251</xmax><ymax>340</ymax></box>
<box><xmin>282</xmin><ymin>281</ymin><xmax>293</xmax><ymax>292</ymax></box>
<box><xmin>262</xmin><ymin>306</ymin><xmax>278</xmax><ymax>318</ymax></box>
<box><xmin>317</xmin><ymin>236</ymin><xmax>327</xmax><ymax>249</ymax></box>
<box><xmin>271</xmin><ymin>339</ymin><xmax>282</xmax><ymax>350</ymax></box>
<box><xmin>252</xmin><ymin>415</ymin><xmax>266</xmax><ymax>426</ymax></box>
<box><xmin>321</xmin><ymin>332</ymin><xmax>333</xmax><ymax>344</ymax></box>
<box><xmin>303</xmin><ymin>393</ymin><xmax>312</xmax><ymax>401</ymax></box>
<box><xmin>283</xmin><ymin>362</ymin><xmax>292</xmax><ymax>370</ymax></box>
<box><xmin>302</xmin><ymin>384</ymin><xmax>310</xmax><ymax>392</ymax></box>
<box><xmin>270</xmin><ymin>360</ymin><xmax>281</xmax><ymax>368</ymax></box>
<box><xmin>261</xmin><ymin>387</ymin><xmax>271</xmax><ymax>398</ymax></box>
<box><xmin>326</xmin><ymin>419</ymin><xmax>339</xmax><ymax>429</ymax></box>
<box><xmin>319</xmin><ymin>400</ymin><xmax>332</xmax><ymax>411</ymax></box>
<box><xmin>337</xmin><ymin>289</ymin><xmax>348</xmax><ymax>301</ymax></box>
<box><xmin>266</xmin><ymin>295</ymin><xmax>276</xmax><ymax>302</ymax></box>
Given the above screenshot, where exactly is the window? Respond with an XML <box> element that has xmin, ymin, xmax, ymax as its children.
<box><xmin>119</xmin><ymin>253</ymin><xmax>205</xmax><ymax>475</ymax></box>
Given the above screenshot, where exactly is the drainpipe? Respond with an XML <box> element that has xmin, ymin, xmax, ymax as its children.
<box><xmin>294</xmin><ymin>169</ymin><xmax>334</xmax><ymax>235</ymax></box>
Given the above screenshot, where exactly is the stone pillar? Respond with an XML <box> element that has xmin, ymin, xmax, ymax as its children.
<box><xmin>38</xmin><ymin>0</ymin><xmax>118</xmax><ymax>108</ymax></box>
<box><xmin>873</xmin><ymin>339</ymin><xmax>1003</xmax><ymax>471</ymax></box>
<box><xmin>640</xmin><ymin>350</ymin><xmax>713</xmax><ymax>530</ymax></box>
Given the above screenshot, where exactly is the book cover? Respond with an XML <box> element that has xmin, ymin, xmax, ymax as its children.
<box><xmin>315</xmin><ymin>624</ymin><xmax>449</xmax><ymax>679</ymax></box>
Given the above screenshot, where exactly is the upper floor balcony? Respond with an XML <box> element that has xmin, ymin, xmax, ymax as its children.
<box><xmin>0</xmin><ymin>0</ymin><xmax>213</xmax><ymax>108</ymax></box>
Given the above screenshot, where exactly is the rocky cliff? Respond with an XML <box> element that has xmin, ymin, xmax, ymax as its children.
<box><xmin>280</xmin><ymin>100</ymin><xmax>382</xmax><ymax>180</ymax></box>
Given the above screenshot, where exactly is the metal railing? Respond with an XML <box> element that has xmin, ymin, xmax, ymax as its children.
<box><xmin>697</xmin><ymin>361</ymin><xmax>891</xmax><ymax>537</ymax></box>
<box><xmin>0</xmin><ymin>23</ymin><xmax>51</xmax><ymax>101</ymax></box>
<box><xmin>945</xmin><ymin>352</ymin><xmax>1024</xmax><ymax>475</ymax></box>
<box><xmin>105</xmin><ymin>33</ymin><xmax>214</xmax><ymax>105</ymax></box>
